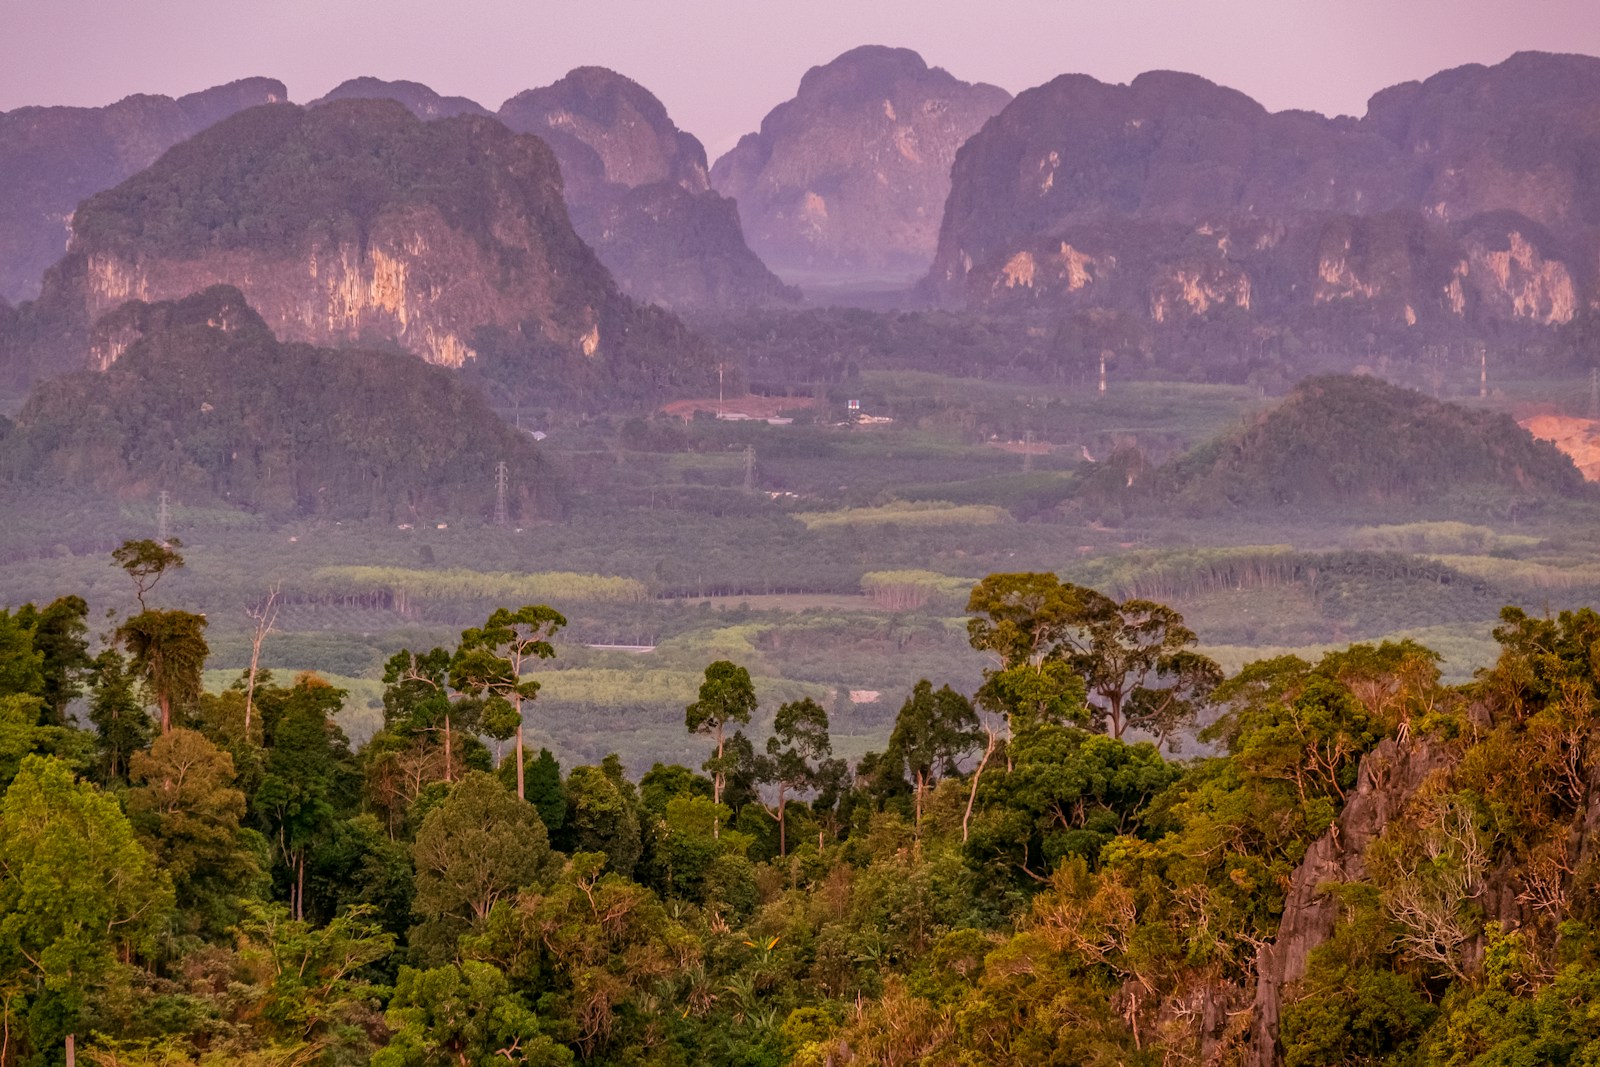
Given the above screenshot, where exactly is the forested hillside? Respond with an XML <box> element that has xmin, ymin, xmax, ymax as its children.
<box><xmin>7</xmin><ymin>548</ymin><xmax>1600</xmax><ymax>1066</ymax></box>
<box><xmin>0</xmin><ymin>287</ymin><xmax>555</xmax><ymax>521</ymax></box>
<box><xmin>1149</xmin><ymin>374</ymin><xmax>1589</xmax><ymax>511</ymax></box>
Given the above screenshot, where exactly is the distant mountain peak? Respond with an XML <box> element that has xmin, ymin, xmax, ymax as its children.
<box><xmin>310</xmin><ymin>76</ymin><xmax>491</xmax><ymax>120</ymax></box>
<box><xmin>712</xmin><ymin>45</ymin><xmax>1011</xmax><ymax>280</ymax></box>
<box><xmin>928</xmin><ymin>51</ymin><xmax>1600</xmax><ymax>336</ymax></box>
<box><xmin>500</xmin><ymin>66</ymin><xmax>709</xmax><ymax>193</ymax></box>
<box><xmin>498</xmin><ymin>68</ymin><xmax>796</xmax><ymax>309</ymax></box>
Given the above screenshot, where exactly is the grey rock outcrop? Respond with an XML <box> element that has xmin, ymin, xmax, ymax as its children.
<box><xmin>1249</xmin><ymin>735</ymin><xmax>1455</xmax><ymax>1066</ymax></box>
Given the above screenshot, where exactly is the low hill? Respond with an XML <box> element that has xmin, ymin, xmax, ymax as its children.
<box><xmin>1153</xmin><ymin>374</ymin><xmax>1588</xmax><ymax>509</ymax></box>
<box><xmin>0</xmin><ymin>287</ymin><xmax>555</xmax><ymax>521</ymax></box>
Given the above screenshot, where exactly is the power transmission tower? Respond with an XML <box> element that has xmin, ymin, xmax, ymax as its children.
<box><xmin>1590</xmin><ymin>368</ymin><xmax>1599</xmax><ymax>421</ymax></box>
<box><xmin>1023</xmin><ymin>430</ymin><xmax>1034</xmax><ymax>472</ymax></box>
<box><xmin>743</xmin><ymin>446</ymin><xmax>756</xmax><ymax>493</ymax></box>
<box><xmin>156</xmin><ymin>490</ymin><xmax>170</xmax><ymax>544</ymax></box>
<box><xmin>494</xmin><ymin>461</ymin><xmax>509</xmax><ymax>527</ymax></box>
<box><xmin>1479</xmin><ymin>344</ymin><xmax>1487</xmax><ymax>399</ymax></box>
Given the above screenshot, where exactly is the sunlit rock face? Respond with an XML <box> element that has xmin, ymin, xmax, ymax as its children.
<box><xmin>712</xmin><ymin>46</ymin><xmax>1011</xmax><ymax>280</ymax></box>
<box><xmin>499</xmin><ymin>67</ymin><xmax>797</xmax><ymax>310</ymax></box>
<box><xmin>0</xmin><ymin>77</ymin><xmax>286</xmax><ymax>302</ymax></box>
<box><xmin>81</xmin><ymin>216</ymin><xmax>496</xmax><ymax>370</ymax></box>
<box><xmin>930</xmin><ymin>52</ymin><xmax>1600</xmax><ymax>330</ymax></box>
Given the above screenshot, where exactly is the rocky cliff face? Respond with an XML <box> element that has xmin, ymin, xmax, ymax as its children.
<box><xmin>5</xmin><ymin>99</ymin><xmax>711</xmax><ymax>402</ymax></box>
<box><xmin>711</xmin><ymin>46</ymin><xmax>1011</xmax><ymax>280</ymax></box>
<box><xmin>930</xmin><ymin>52</ymin><xmax>1600</xmax><ymax>334</ymax></box>
<box><xmin>498</xmin><ymin>67</ymin><xmax>795</xmax><ymax>309</ymax></box>
<box><xmin>310</xmin><ymin>77</ymin><xmax>492</xmax><ymax>119</ymax></box>
<box><xmin>1249</xmin><ymin>735</ymin><xmax>1455</xmax><ymax>1066</ymax></box>
<box><xmin>0</xmin><ymin>77</ymin><xmax>286</xmax><ymax>302</ymax></box>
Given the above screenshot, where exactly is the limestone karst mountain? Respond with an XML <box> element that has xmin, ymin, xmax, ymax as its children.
<box><xmin>498</xmin><ymin>67</ymin><xmax>797</xmax><ymax>310</ymax></box>
<box><xmin>0</xmin><ymin>77</ymin><xmax>287</xmax><ymax>303</ymax></box>
<box><xmin>711</xmin><ymin>46</ymin><xmax>1011</xmax><ymax>282</ymax></box>
<box><xmin>0</xmin><ymin>98</ymin><xmax>711</xmax><ymax>402</ymax></box>
<box><xmin>928</xmin><ymin>52</ymin><xmax>1600</xmax><ymax>333</ymax></box>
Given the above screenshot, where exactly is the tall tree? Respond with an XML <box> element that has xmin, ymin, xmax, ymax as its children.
<box><xmin>967</xmin><ymin>573</ymin><xmax>1219</xmax><ymax>742</ymax></box>
<box><xmin>685</xmin><ymin>660</ymin><xmax>758</xmax><ymax>822</ymax></box>
<box><xmin>0</xmin><ymin>756</ymin><xmax>172</xmax><ymax>1064</ymax></box>
<box><xmin>756</xmin><ymin>698</ymin><xmax>833</xmax><ymax>857</ymax></box>
<box><xmin>558</xmin><ymin>759</ymin><xmax>643</xmax><ymax>880</ymax></box>
<box><xmin>12</xmin><ymin>597</ymin><xmax>91</xmax><ymax>724</ymax></box>
<box><xmin>887</xmin><ymin>680</ymin><xmax>980</xmax><ymax>832</ymax></box>
<box><xmin>110</xmin><ymin>538</ymin><xmax>184</xmax><ymax>611</ymax></box>
<box><xmin>383</xmin><ymin>648</ymin><xmax>476</xmax><ymax>784</ymax></box>
<box><xmin>1074</xmin><ymin>599</ymin><xmax>1220</xmax><ymax>741</ymax></box>
<box><xmin>453</xmin><ymin>605</ymin><xmax>565</xmax><ymax>801</ymax></box>
<box><xmin>966</xmin><ymin>572</ymin><xmax>1114</xmax><ymax>670</ymax></box>
<box><xmin>128</xmin><ymin>727</ymin><xmax>263</xmax><ymax>934</ymax></box>
<box><xmin>112</xmin><ymin>535</ymin><xmax>207</xmax><ymax>736</ymax></box>
<box><xmin>410</xmin><ymin>772</ymin><xmax>556</xmax><ymax>961</ymax></box>
<box><xmin>254</xmin><ymin>675</ymin><xmax>355</xmax><ymax>921</ymax></box>
<box><xmin>0</xmin><ymin>608</ymin><xmax>44</xmax><ymax>700</ymax></box>
<box><xmin>115</xmin><ymin>609</ymin><xmax>209</xmax><ymax>735</ymax></box>
<box><xmin>242</xmin><ymin>583</ymin><xmax>280</xmax><ymax>738</ymax></box>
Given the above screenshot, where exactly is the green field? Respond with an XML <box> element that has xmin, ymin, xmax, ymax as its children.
<box><xmin>8</xmin><ymin>368</ymin><xmax>1600</xmax><ymax>770</ymax></box>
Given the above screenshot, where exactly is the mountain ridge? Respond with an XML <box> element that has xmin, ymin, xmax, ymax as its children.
<box><xmin>497</xmin><ymin>67</ymin><xmax>797</xmax><ymax>309</ymax></box>
<box><xmin>0</xmin><ymin>76</ymin><xmax>287</xmax><ymax>303</ymax></box>
<box><xmin>927</xmin><ymin>51</ymin><xmax>1600</xmax><ymax>339</ymax></box>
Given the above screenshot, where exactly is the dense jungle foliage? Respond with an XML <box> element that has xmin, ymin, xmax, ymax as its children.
<box><xmin>7</xmin><ymin>544</ymin><xmax>1600</xmax><ymax>1067</ymax></box>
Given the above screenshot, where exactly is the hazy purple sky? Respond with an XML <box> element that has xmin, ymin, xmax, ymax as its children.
<box><xmin>5</xmin><ymin>0</ymin><xmax>1600</xmax><ymax>157</ymax></box>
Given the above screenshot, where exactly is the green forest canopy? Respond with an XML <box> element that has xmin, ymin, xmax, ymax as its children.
<box><xmin>4</xmin><ymin>553</ymin><xmax>1600</xmax><ymax>1065</ymax></box>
